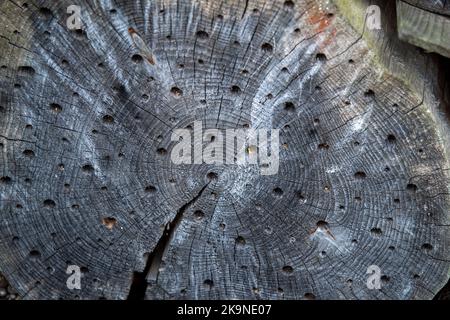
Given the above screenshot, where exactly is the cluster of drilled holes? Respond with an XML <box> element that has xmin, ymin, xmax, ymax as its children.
<box><xmin>370</xmin><ymin>227</ymin><xmax>382</xmax><ymax>236</ymax></box>
<box><xmin>261</xmin><ymin>43</ymin><xmax>273</xmax><ymax>53</ymax></box>
<box><xmin>49</xmin><ymin>103</ymin><xmax>62</xmax><ymax>113</ymax></box>
<box><xmin>145</xmin><ymin>185</ymin><xmax>157</xmax><ymax>193</ymax></box>
<box><xmin>282</xmin><ymin>266</ymin><xmax>294</xmax><ymax>274</ymax></box>
<box><xmin>170</xmin><ymin>86</ymin><xmax>183</xmax><ymax>97</ymax></box>
<box><xmin>102</xmin><ymin>217</ymin><xmax>117</xmax><ymax>230</ymax></box>
<box><xmin>284</xmin><ymin>102</ymin><xmax>295</xmax><ymax>113</ymax></box>
<box><xmin>196</xmin><ymin>30</ymin><xmax>209</xmax><ymax>39</ymax></box>
<box><xmin>235</xmin><ymin>236</ymin><xmax>246</xmax><ymax>246</ymax></box>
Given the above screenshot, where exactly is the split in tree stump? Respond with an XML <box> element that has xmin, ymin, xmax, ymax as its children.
<box><xmin>0</xmin><ymin>0</ymin><xmax>449</xmax><ymax>300</ymax></box>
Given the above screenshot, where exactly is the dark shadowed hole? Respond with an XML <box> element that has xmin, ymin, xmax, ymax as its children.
<box><xmin>131</xmin><ymin>54</ymin><xmax>143</xmax><ymax>63</ymax></box>
<box><xmin>354</xmin><ymin>171</ymin><xmax>367</xmax><ymax>179</ymax></box>
<box><xmin>282</xmin><ymin>266</ymin><xmax>294</xmax><ymax>274</ymax></box>
<box><xmin>364</xmin><ymin>89</ymin><xmax>375</xmax><ymax>97</ymax></box>
<box><xmin>49</xmin><ymin>103</ymin><xmax>62</xmax><ymax>113</ymax></box>
<box><xmin>421</xmin><ymin>243</ymin><xmax>433</xmax><ymax>251</ymax></box>
<box><xmin>18</xmin><ymin>66</ymin><xmax>35</xmax><ymax>76</ymax></box>
<box><xmin>39</xmin><ymin>7</ymin><xmax>52</xmax><ymax>18</ymax></box>
<box><xmin>318</xmin><ymin>143</ymin><xmax>330</xmax><ymax>150</ymax></box>
<box><xmin>316</xmin><ymin>220</ymin><xmax>329</xmax><ymax>229</ymax></box>
<box><xmin>284</xmin><ymin>101</ymin><xmax>295</xmax><ymax>113</ymax></box>
<box><xmin>1</xmin><ymin>176</ymin><xmax>12</xmax><ymax>185</ymax></box>
<box><xmin>193</xmin><ymin>210</ymin><xmax>204</xmax><ymax>220</ymax></box>
<box><xmin>82</xmin><ymin>164</ymin><xmax>94</xmax><ymax>173</ymax></box>
<box><xmin>196</xmin><ymin>30</ymin><xmax>209</xmax><ymax>39</ymax></box>
<box><xmin>304</xmin><ymin>293</ymin><xmax>316</xmax><ymax>300</ymax></box>
<box><xmin>29</xmin><ymin>250</ymin><xmax>41</xmax><ymax>259</ymax></box>
<box><xmin>102</xmin><ymin>217</ymin><xmax>117</xmax><ymax>230</ymax></box>
<box><xmin>22</xmin><ymin>149</ymin><xmax>35</xmax><ymax>158</ymax></box>
<box><xmin>207</xmin><ymin>172</ymin><xmax>218</xmax><ymax>181</ymax></box>
<box><xmin>102</xmin><ymin>115</ymin><xmax>114</xmax><ymax>123</ymax></box>
<box><xmin>157</xmin><ymin>148</ymin><xmax>167</xmax><ymax>156</ymax></box>
<box><xmin>284</xmin><ymin>0</ymin><xmax>295</xmax><ymax>8</ymax></box>
<box><xmin>407</xmin><ymin>183</ymin><xmax>418</xmax><ymax>192</ymax></box>
<box><xmin>272</xmin><ymin>187</ymin><xmax>283</xmax><ymax>197</ymax></box>
<box><xmin>261</xmin><ymin>43</ymin><xmax>273</xmax><ymax>53</ymax></box>
<box><xmin>203</xmin><ymin>279</ymin><xmax>214</xmax><ymax>288</ymax></box>
<box><xmin>387</xmin><ymin>134</ymin><xmax>396</xmax><ymax>143</ymax></box>
<box><xmin>381</xmin><ymin>275</ymin><xmax>390</xmax><ymax>283</ymax></box>
<box><xmin>145</xmin><ymin>185</ymin><xmax>157</xmax><ymax>193</ymax></box>
<box><xmin>230</xmin><ymin>85</ymin><xmax>241</xmax><ymax>94</ymax></box>
<box><xmin>235</xmin><ymin>236</ymin><xmax>246</xmax><ymax>245</ymax></box>
<box><xmin>43</xmin><ymin>199</ymin><xmax>55</xmax><ymax>208</ymax></box>
<box><xmin>170</xmin><ymin>86</ymin><xmax>183</xmax><ymax>97</ymax></box>
<box><xmin>370</xmin><ymin>227</ymin><xmax>382</xmax><ymax>236</ymax></box>
<box><xmin>316</xmin><ymin>53</ymin><xmax>327</xmax><ymax>61</ymax></box>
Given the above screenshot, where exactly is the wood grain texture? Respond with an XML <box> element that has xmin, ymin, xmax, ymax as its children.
<box><xmin>402</xmin><ymin>0</ymin><xmax>450</xmax><ymax>16</ymax></box>
<box><xmin>397</xmin><ymin>0</ymin><xmax>450</xmax><ymax>58</ymax></box>
<box><xmin>0</xmin><ymin>0</ymin><xmax>449</xmax><ymax>300</ymax></box>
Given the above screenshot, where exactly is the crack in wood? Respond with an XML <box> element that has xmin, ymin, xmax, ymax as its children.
<box><xmin>127</xmin><ymin>183</ymin><xmax>210</xmax><ymax>300</ymax></box>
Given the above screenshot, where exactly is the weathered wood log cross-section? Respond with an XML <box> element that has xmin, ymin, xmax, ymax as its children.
<box><xmin>0</xmin><ymin>0</ymin><xmax>449</xmax><ymax>300</ymax></box>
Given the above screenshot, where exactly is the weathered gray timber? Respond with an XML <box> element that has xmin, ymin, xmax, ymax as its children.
<box><xmin>397</xmin><ymin>0</ymin><xmax>450</xmax><ymax>58</ymax></box>
<box><xmin>0</xmin><ymin>0</ymin><xmax>449</xmax><ymax>300</ymax></box>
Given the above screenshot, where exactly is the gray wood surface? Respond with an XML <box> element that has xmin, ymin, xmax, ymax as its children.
<box><xmin>397</xmin><ymin>0</ymin><xmax>450</xmax><ymax>58</ymax></box>
<box><xmin>0</xmin><ymin>0</ymin><xmax>449</xmax><ymax>300</ymax></box>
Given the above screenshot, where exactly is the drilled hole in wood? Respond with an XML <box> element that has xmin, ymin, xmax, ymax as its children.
<box><xmin>422</xmin><ymin>243</ymin><xmax>433</xmax><ymax>251</ymax></box>
<box><xmin>261</xmin><ymin>43</ymin><xmax>273</xmax><ymax>53</ymax></box>
<box><xmin>282</xmin><ymin>266</ymin><xmax>294</xmax><ymax>274</ymax></box>
<box><xmin>170</xmin><ymin>86</ymin><xmax>183</xmax><ymax>97</ymax></box>
<box><xmin>354</xmin><ymin>171</ymin><xmax>367</xmax><ymax>179</ymax></box>
<box><xmin>230</xmin><ymin>85</ymin><xmax>241</xmax><ymax>94</ymax></box>
<box><xmin>29</xmin><ymin>250</ymin><xmax>41</xmax><ymax>260</ymax></box>
<box><xmin>102</xmin><ymin>115</ymin><xmax>114</xmax><ymax>123</ymax></box>
<box><xmin>284</xmin><ymin>101</ymin><xmax>295</xmax><ymax>113</ymax></box>
<box><xmin>196</xmin><ymin>30</ymin><xmax>209</xmax><ymax>39</ymax></box>
<box><xmin>304</xmin><ymin>292</ymin><xmax>316</xmax><ymax>300</ymax></box>
<box><xmin>49</xmin><ymin>103</ymin><xmax>62</xmax><ymax>113</ymax></box>
<box><xmin>102</xmin><ymin>217</ymin><xmax>117</xmax><ymax>230</ymax></box>
<box><xmin>235</xmin><ymin>236</ymin><xmax>246</xmax><ymax>245</ymax></box>
<box><xmin>145</xmin><ymin>185</ymin><xmax>157</xmax><ymax>193</ymax></box>
<box><xmin>272</xmin><ymin>187</ymin><xmax>283</xmax><ymax>197</ymax></box>
<box><xmin>370</xmin><ymin>227</ymin><xmax>382</xmax><ymax>236</ymax></box>
<box><xmin>193</xmin><ymin>210</ymin><xmax>204</xmax><ymax>220</ymax></box>
<box><xmin>43</xmin><ymin>199</ymin><xmax>55</xmax><ymax>208</ymax></box>
<box><xmin>387</xmin><ymin>134</ymin><xmax>397</xmax><ymax>143</ymax></box>
<box><xmin>316</xmin><ymin>53</ymin><xmax>327</xmax><ymax>61</ymax></box>
<box><xmin>284</xmin><ymin>0</ymin><xmax>295</xmax><ymax>8</ymax></box>
<box><xmin>81</xmin><ymin>164</ymin><xmax>94</xmax><ymax>173</ymax></box>
<box><xmin>23</xmin><ymin>149</ymin><xmax>35</xmax><ymax>157</ymax></box>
